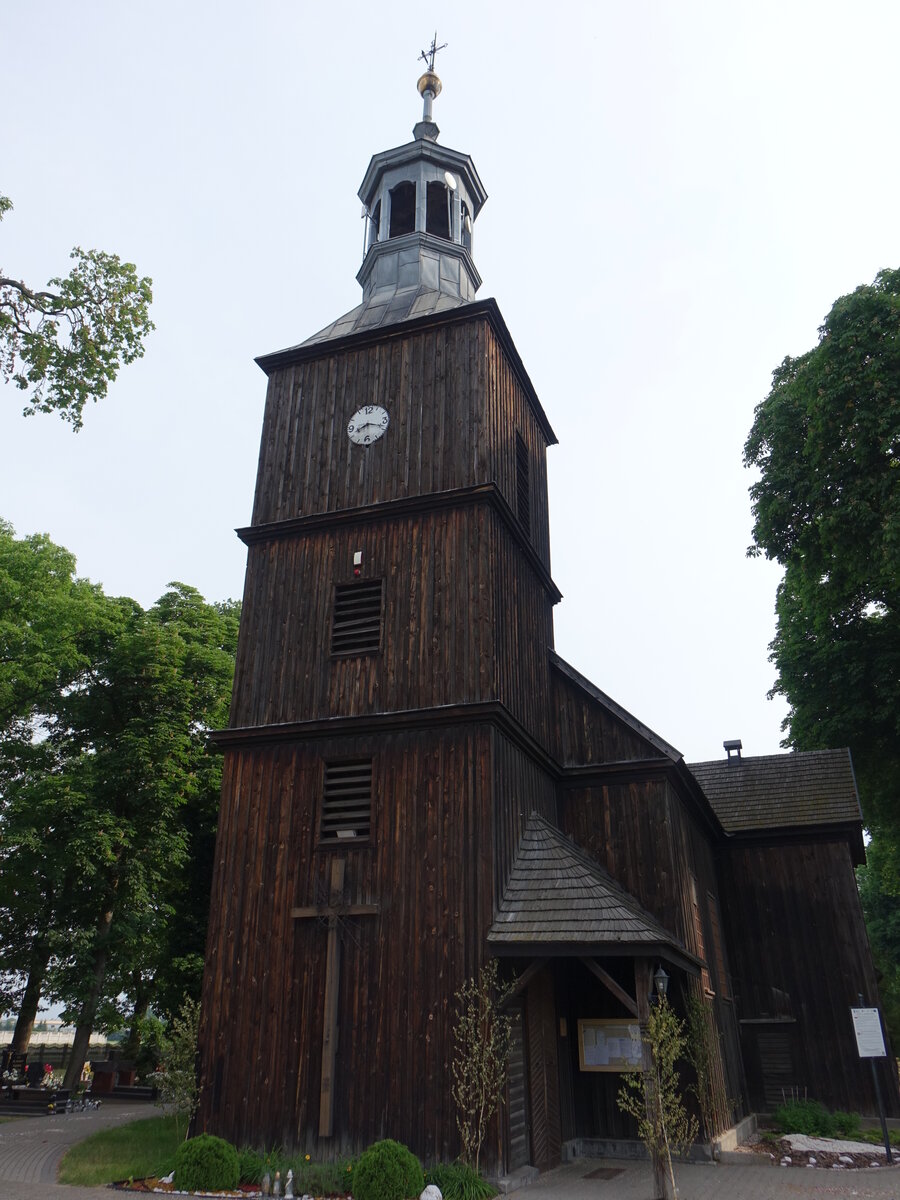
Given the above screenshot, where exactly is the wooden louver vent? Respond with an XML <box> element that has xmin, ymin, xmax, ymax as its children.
<box><xmin>331</xmin><ymin>580</ymin><xmax>383</xmax><ymax>655</ymax></box>
<box><xmin>515</xmin><ymin>433</ymin><xmax>530</xmax><ymax>535</ymax></box>
<box><xmin>321</xmin><ymin>759</ymin><xmax>372</xmax><ymax>841</ymax></box>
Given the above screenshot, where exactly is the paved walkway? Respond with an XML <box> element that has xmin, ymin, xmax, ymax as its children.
<box><xmin>0</xmin><ymin>1098</ymin><xmax>158</xmax><ymax>1200</ymax></box>
<box><xmin>525</xmin><ymin>1156</ymin><xmax>900</xmax><ymax>1199</ymax></box>
<box><xmin>0</xmin><ymin>1110</ymin><xmax>897</xmax><ymax>1200</ymax></box>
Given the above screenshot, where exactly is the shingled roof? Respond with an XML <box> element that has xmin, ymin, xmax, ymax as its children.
<box><xmin>688</xmin><ymin>748</ymin><xmax>862</xmax><ymax>835</ymax></box>
<box><xmin>487</xmin><ymin>814</ymin><xmax>699</xmax><ymax>973</ymax></box>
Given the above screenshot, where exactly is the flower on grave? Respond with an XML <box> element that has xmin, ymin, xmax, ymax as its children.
<box><xmin>305</xmin><ymin>1155</ymin><xmax>310</xmax><ymax>1162</ymax></box>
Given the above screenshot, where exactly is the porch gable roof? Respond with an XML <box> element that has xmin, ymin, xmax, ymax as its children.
<box><xmin>487</xmin><ymin>814</ymin><xmax>698</xmax><ymax>973</ymax></box>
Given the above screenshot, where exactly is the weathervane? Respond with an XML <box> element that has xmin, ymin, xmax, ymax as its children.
<box><xmin>418</xmin><ymin>33</ymin><xmax>447</xmax><ymax>73</ymax></box>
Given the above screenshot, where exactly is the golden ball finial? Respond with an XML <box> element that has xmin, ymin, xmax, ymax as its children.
<box><xmin>417</xmin><ymin>71</ymin><xmax>442</xmax><ymax>99</ymax></box>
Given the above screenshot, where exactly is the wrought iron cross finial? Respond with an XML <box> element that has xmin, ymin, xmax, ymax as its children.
<box><xmin>419</xmin><ymin>32</ymin><xmax>447</xmax><ymax>73</ymax></box>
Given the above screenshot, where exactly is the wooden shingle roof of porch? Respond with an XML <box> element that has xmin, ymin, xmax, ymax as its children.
<box><xmin>487</xmin><ymin>814</ymin><xmax>701</xmax><ymax>976</ymax></box>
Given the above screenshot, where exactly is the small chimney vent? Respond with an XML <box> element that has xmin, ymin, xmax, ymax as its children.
<box><xmin>724</xmin><ymin>739</ymin><xmax>743</xmax><ymax>762</ymax></box>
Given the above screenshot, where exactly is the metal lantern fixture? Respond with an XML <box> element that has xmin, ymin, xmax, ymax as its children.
<box><xmin>653</xmin><ymin>964</ymin><xmax>670</xmax><ymax>999</ymax></box>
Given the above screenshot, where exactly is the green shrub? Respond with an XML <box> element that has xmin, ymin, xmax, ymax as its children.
<box><xmin>772</xmin><ymin>1099</ymin><xmax>835</xmax><ymax>1138</ymax></box>
<box><xmin>832</xmin><ymin>1110</ymin><xmax>861</xmax><ymax>1139</ymax></box>
<box><xmin>237</xmin><ymin>1149</ymin><xmax>354</xmax><ymax>1194</ymax></box>
<box><xmin>292</xmin><ymin>1159</ymin><xmax>355</xmax><ymax>1195</ymax></box>
<box><xmin>353</xmin><ymin>1139</ymin><xmax>424</xmax><ymax>1200</ymax></box>
<box><xmin>425</xmin><ymin>1161</ymin><xmax>497</xmax><ymax>1200</ymax></box>
<box><xmin>237</xmin><ymin>1147</ymin><xmax>292</xmax><ymax>1184</ymax></box>
<box><xmin>862</xmin><ymin>1127</ymin><xmax>900</xmax><ymax>1147</ymax></box>
<box><xmin>175</xmin><ymin>1134</ymin><xmax>240</xmax><ymax>1192</ymax></box>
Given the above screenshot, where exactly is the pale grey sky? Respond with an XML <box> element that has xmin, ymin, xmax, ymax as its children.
<box><xmin>2</xmin><ymin>1</ymin><xmax>898</xmax><ymax>763</ymax></box>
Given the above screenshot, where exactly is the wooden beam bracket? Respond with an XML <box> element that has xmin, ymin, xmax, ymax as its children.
<box><xmin>579</xmin><ymin>956</ymin><xmax>639</xmax><ymax>1018</ymax></box>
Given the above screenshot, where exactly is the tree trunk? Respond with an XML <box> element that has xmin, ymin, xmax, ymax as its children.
<box><xmin>10</xmin><ymin>944</ymin><xmax>51</xmax><ymax>1055</ymax></box>
<box><xmin>121</xmin><ymin>975</ymin><xmax>150</xmax><ymax>1062</ymax></box>
<box><xmin>62</xmin><ymin>907</ymin><xmax>114</xmax><ymax>1091</ymax></box>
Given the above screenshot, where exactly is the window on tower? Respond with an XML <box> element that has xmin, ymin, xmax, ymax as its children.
<box><xmin>331</xmin><ymin>579</ymin><xmax>383</xmax><ymax>656</ymax></box>
<box><xmin>425</xmin><ymin>181</ymin><xmax>451</xmax><ymax>240</ymax></box>
<box><xmin>320</xmin><ymin>758</ymin><xmax>373</xmax><ymax>842</ymax></box>
<box><xmin>388</xmin><ymin>182</ymin><xmax>416</xmax><ymax>238</ymax></box>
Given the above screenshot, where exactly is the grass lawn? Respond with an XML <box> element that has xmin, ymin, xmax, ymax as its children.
<box><xmin>58</xmin><ymin>1114</ymin><xmax>181</xmax><ymax>1186</ymax></box>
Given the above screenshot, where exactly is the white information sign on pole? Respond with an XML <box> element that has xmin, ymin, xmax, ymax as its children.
<box><xmin>851</xmin><ymin>1007</ymin><xmax>887</xmax><ymax>1058</ymax></box>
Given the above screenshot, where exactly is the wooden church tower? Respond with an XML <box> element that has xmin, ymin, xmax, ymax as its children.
<box><xmin>197</xmin><ymin>53</ymin><xmax>563</xmax><ymax>1167</ymax></box>
<box><xmin>197</xmin><ymin>47</ymin><xmax>898</xmax><ymax>1175</ymax></box>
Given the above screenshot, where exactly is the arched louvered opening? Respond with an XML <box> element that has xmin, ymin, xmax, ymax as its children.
<box><xmin>425</xmin><ymin>180</ymin><xmax>451</xmax><ymax>240</ymax></box>
<box><xmin>389</xmin><ymin>182</ymin><xmax>415</xmax><ymax>238</ymax></box>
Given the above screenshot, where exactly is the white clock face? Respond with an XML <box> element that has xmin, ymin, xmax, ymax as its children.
<box><xmin>347</xmin><ymin>405</ymin><xmax>390</xmax><ymax>446</ymax></box>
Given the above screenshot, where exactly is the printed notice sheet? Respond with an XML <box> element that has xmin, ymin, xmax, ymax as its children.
<box><xmin>578</xmin><ymin>1019</ymin><xmax>643</xmax><ymax>1072</ymax></box>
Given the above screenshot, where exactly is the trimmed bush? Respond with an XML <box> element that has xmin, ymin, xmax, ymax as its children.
<box><xmin>832</xmin><ymin>1110</ymin><xmax>861</xmax><ymax>1139</ymax></box>
<box><xmin>175</xmin><ymin>1134</ymin><xmax>240</xmax><ymax>1192</ymax></box>
<box><xmin>353</xmin><ymin>1139</ymin><xmax>424</xmax><ymax>1200</ymax></box>
<box><xmin>772</xmin><ymin>1098</ymin><xmax>835</xmax><ymax>1138</ymax></box>
<box><xmin>425</xmin><ymin>1162</ymin><xmax>497</xmax><ymax>1200</ymax></box>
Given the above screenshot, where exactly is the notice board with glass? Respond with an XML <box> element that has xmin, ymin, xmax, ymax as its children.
<box><xmin>577</xmin><ymin>1019</ymin><xmax>643</xmax><ymax>1072</ymax></box>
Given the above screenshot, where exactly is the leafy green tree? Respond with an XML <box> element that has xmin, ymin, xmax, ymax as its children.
<box><xmin>857</xmin><ymin>842</ymin><xmax>900</xmax><ymax>1042</ymax></box>
<box><xmin>0</xmin><ymin>521</ymin><xmax>125</xmax><ymax>1051</ymax></box>
<box><xmin>0</xmin><ymin>522</ymin><xmax>238</xmax><ymax>1074</ymax></box>
<box><xmin>744</xmin><ymin>266</ymin><xmax>900</xmax><ymax>1032</ymax></box>
<box><xmin>0</xmin><ymin>518</ymin><xmax>114</xmax><ymax>729</ymax></box>
<box><xmin>50</xmin><ymin>586</ymin><xmax>237</xmax><ymax>1088</ymax></box>
<box><xmin>0</xmin><ymin>195</ymin><xmax>153</xmax><ymax>429</ymax></box>
<box><xmin>617</xmin><ymin>997</ymin><xmax>698</xmax><ymax>1200</ymax></box>
<box><xmin>155</xmin><ymin>995</ymin><xmax>202</xmax><ymax>1142</ymax></box>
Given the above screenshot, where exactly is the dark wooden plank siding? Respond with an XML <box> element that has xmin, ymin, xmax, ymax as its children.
<box><xmin>550</xmin><ymin>671</ymin><xmax>664</xmax><ymax>765</ymax></box>
<box><xmin>526</xmin><ymin>969</ymin><xmax>561</xmax><ymax>1170</ymax></box>
<box><xmin>230</xmin><ymin>506</ymin><xmax>554</xmax><ymax>746</ymax></box>
<box><xmin>250</xmin><ymin>319</ymin><xmax>551</xmax><ymax>572</ymax></box>
<box><xmin>553</xmin><ymin>957</ymin><xmax>640</xmax><ymax>1141</ymax></box>
<box><xmin>558</xmin><ymin>780</ymin><xmax>688</xmax><ymax>945</ymax></box>
<box><xmin>720</xmin><ymin>840</ymin><xmax>900</xmax><ymax>1116</ymax></box>
<box><xmin>491</xmin><ymin>731</ymin><xmax>558</xmax><ymax>904</ymax></box>
<box><xmin>506</xmin><ymin>1005</ymin><xmax>530</xmax><ymax>1171</ymax></box>
<box><xmin>197</xmin><ymin>724</ymin><xmax>499</xmax><ymax>1160</ymax></box>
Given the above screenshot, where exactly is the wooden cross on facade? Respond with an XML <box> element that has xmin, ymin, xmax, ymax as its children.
<box><xmin>291</xmin><ymin>858</ymin><xmax>379</xmax><ymax>1137</ymax></box>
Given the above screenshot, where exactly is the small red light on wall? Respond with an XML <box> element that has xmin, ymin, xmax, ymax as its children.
<box><xmin>353</xmin><ymin>550</ymin><xmax>362</xmax><ymax>577</ymax></box>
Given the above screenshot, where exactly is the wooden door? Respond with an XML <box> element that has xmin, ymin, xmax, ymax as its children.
<box><xmin>526</xmin><ymin>969</ymin><xmax>562</xmax><ymax>1171</ymax></box>
<box><xmin>506</xmin><ymin>1004</ymin><xmax>531</xmax><ymax>1172</ymax></box>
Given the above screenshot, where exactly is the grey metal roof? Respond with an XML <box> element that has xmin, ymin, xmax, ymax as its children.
<box><xmin>687</xmin><ymin>748</ymin><xmax>863</xmax><ymax>834</ymax></box>
<box><xmin>357</xmin><ymin>139</ymin><xmax>487</xmax><ymax>215</ymax></box>
<box><xmin>488</xmin><ymin>814</ymin><xmax>695</xmax><ymax>967</ymax></box>
<box><xmin>301</xmin><ymin>285</ymin><xmax>476</xmax><ymax>348</ymax></box>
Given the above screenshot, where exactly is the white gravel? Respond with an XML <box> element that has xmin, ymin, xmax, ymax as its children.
<box><xmin>785</xmin><ymin>1133</ymin><xmax>890</xmax><ymax>1155</ymax></box>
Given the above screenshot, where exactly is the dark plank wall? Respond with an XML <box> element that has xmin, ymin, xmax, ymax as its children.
<box><xmin>559</xmin><ymin>781</ymin><xmax>690</xmax><ymax>947</ymax></box>
<box><xmin>197</xmin><ymin>724</ymin><xmax>499</xmax><ymax>1160</ymax></box>
<box><xmin>491</xmin><ymin>730</ymin><xmax>558</xmax><ymax>904</ymax></box>
<box><xmin>719</xmin><ymin>840</ymin><xmax>900</xmax><ymax>1116</ymax></box>
<box><xmin>229</xmin><ymin>508</ymin><xmax>554</xmax><ymax>746</ymax></box>
<box><xmin>550</xmin><ymin>670</ymin><xmax>664</xmax><ymax>765</ymax></box>
<box><xmin>251</xmin><ymin>318</ymin><xmax>551</xmax><ymax>569</ymax></box>
<box><xmin>231</xmin><ymin>508</ymin><xmax>497</xmax><ymax>727</ymax></box>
